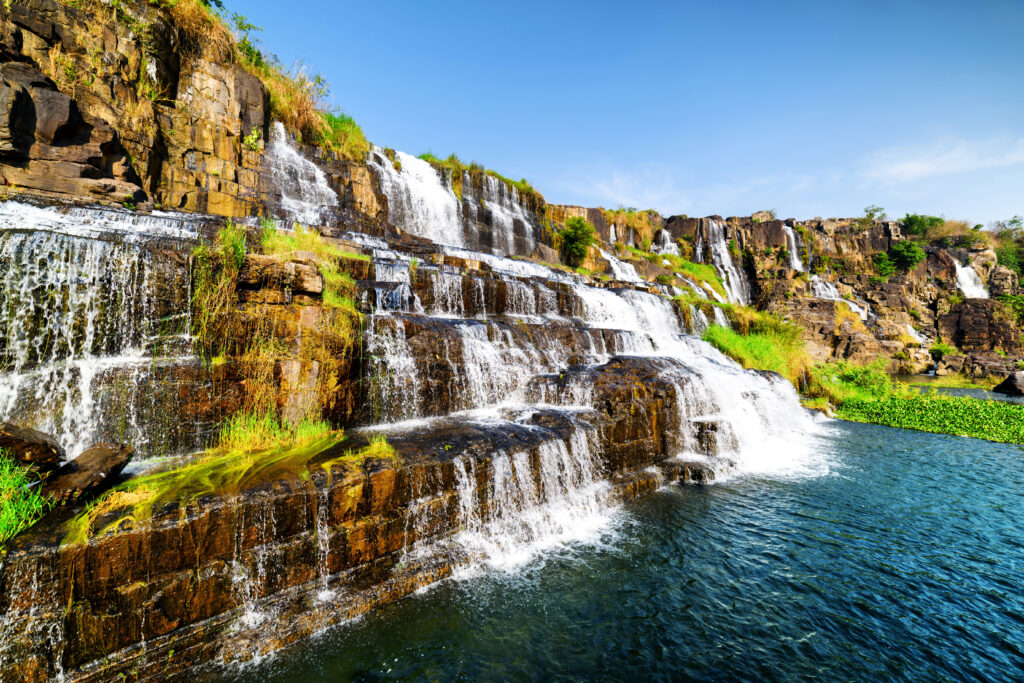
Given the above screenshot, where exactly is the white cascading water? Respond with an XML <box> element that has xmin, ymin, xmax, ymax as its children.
<box><xmin>698</xmin><ymin>219</ymin><xmax>749</xmax><ymax>304</ymax></box>
<box><xmin>905</xmin><ymin>324</ymin><xmax>928</xmax><ymax>344</ymax></box>
<box><xmin>651</xmin><ymin>229</ymin><xmax>680</xmax><ymax>256</ymax></box>
<box><xmin>473</xmin><ymin>174</ymin><xmax>537</xmax><ymax>256</ymax></box>
<box><xmin>782</xmin><ymin>225</ymin><xmax>804</xmax><ymax>272</ymax></box>
<box><xmin>955</xmin><ymin>262</ymin><xmax>989</xmax><ymax>299</ymax></box>
<box><xmin>809</xmin><ymin>275</ymin><xmax>871</xmax><ymax>321</ymax></box>
<box><xmin>368</xmin><ymin>147</ymin><xmax>464</xmax><ymax>248</ymax></box>
<box><xmin>0</xmin><ymin>203</ymin><xmax>197</xmax><ymax>457</ymax></box>
<box><xmin>351</xmin><ymin>153</ymin><xmax>824</xmax><ymax>567</ymax></box>
<box><xmin>599</xmin><ymin>248</ymin><xmax>644</xmax><ymax>283</ymax></box>
<box><xmin>452</xmin><ymin>427</ymin><xmax>611</xmax><ymax>568</ymax></box>
<box><xmin>265</xmin><ymin>122</ymin><xmax>339</xmax><ymax>226</ymax></box>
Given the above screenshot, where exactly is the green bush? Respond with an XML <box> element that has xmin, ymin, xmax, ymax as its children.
<box><xmin>998</xmin><ymin>294</ymin><xmax>1024</xmax><ymax>325</ymax></box>
<box><xmin>888</xmin><ymin>241</ymin><xmax>926</xmax><ymax>271</ymax></box>
<box><xmin>873</xmin><ymin>252</ymin><xmax>896</xmax><ymax>278</ymax></box>
<box><xmin>902</xmin><ymin>213</ymin><xmax>944</xmax><ymax>236</ymax></box>
<box><xmin>807</xmin><ymin>359</ymin><xmax>900</xmax><ymax>405</ymax></box>
<box><xmin>559</xmin><ymin>216</ymin><xmax>596</xmax><ymax>267</ymax></box>
<box><xmin>1</xmin><ymin>449</ymin><xmax>51</xmax><ymax>544</ymax></box>
<box><xmin>995</xmin><ymin>245</ymin><xmax>1021</xmax><ymax>275</ymax></box>
<box><xmin>929</xmin><ymin>341</ymin><xmax>957</xmax><ymax>361</ymax></box>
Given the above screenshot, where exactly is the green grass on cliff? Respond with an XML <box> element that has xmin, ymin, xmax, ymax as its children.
<box><xmin>416</xmin><ymin>153</ymin><xmax>538</xmax><ymax>202</ymax></box>
<box><xmin>0</xmin><ymin>449</ymin><xmax>51</xmax><ymax>545</ymax></box>
<box><xmin>261</xmin><ymin>223</ymin><xmax>361</xmax><ymax>316</ymax></box>
<box><xmin>626</xmin><ymin>246</ymin><xmax>727</xmax><ymax>298</ymax></box>
<box><xmin>702</xmin><ymin>321</ymin><xmax>809</xmax><ymax>385</ymax></box>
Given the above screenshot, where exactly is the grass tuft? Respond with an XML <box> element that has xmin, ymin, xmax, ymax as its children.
<box><xmin>0</xmin><ymin>449</ymin><xmax>52</xmax><ymax>545</ymax></box>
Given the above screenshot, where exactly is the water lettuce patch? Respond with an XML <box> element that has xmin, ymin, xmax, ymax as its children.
<box><xmin>838</xmin><ymin>395</ymin><xmax>1024</xmax><ymax>444</ymax></box>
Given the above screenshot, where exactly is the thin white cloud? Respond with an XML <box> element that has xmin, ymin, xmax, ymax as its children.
<box><xmin>862</xmin><ymin>137</ymin><xmax>1024</xmax><ymax>183</ymax></box>
<box><xmin>554</xmin><ymin>162</ymin><xmax>832</xmax><ymax>218</ymax></box>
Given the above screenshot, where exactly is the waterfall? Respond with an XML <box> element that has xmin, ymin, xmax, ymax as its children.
<box><xmin>0</xmin><ymin>205</ymin><xmax>197</xmax><ymax>457</ymax></box>
<box><xmin>955</xmin><ymin>262</ymin><xmax>988</xmax><ymax>299</ymax></box>
<box><xmin>265</xmin><ymin>122</ymin><xmax>338</xmax><ymax>226</ymax></box>
<box><xmin>477</xmin><ymin>174</ymin><xmax>537</xmax><ymax>256</ymax></box>
<box><xmin>782</xmin><ymin>225</ymin><xmax>804</xmax><ymax>272</ymax></box>
<box><xmin>368</xmin><ymin>147</ymin><xmax>464</xmax><ymax>247</ymax></box>
<box><xmin>905</xmin><ymin>324</ymin><xmax>927</xmax><ymax>344</ymax></box>
<box><xmin>651</xmin><ymin>230</ymin><xmax>680</xmax><ymax>256</ymax></box>
<box><xmin>810</xmin><ymin>275</ymin><xmax>871</xmax><ymax>321</ymax></box>
<box><xmin>453</xmin><ymin>427</ymin><xmax>610</xmax><ymax>568</ymax></box>
<box><xmin>598</xmin><ymin>248</ymin><xmax>644</xmax><ymax>283</ymax></box>
<box><xmin>698</xmin><ymin>219</ymin><xmax>749</xmax><ymax>304</ymax></box>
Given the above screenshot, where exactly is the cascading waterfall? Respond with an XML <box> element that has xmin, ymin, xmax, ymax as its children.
<box><xmin>782</xmin><ymin>225</ymin><xmax>804</xmax><ymax>272</ymax></box>
<box><xmin>452</xmin><ymin>427</ymin><xmax>610</xmax><ymax>568</ymax></box>
<box><xmin>698</xmin><ymin>219</ymin><xmax>749</xmax><ymax>304</ymax></box>
<box><xmin>955</xmin><ymin>261</ymin><xmax>989</xmax><ymax>299</ymax></box>
<box><xmin>599</xmin><ymin>248</ymin><xmax>644</xmax><ymax>283</ymax></box>
<box><xmin>0</xmin><ymin>204</ymin><xmax>199</xmax><ymax>457</ymax></box>
<box><xmin>265</xmin><ymin>122</ymin><xmax>339</xmax><ymax>226</ymax></box>
<box><xmin>651</xmin><ymin>229</ymin><xmax>680</xmax><ymax>256</ymax></box>
<box><xmin>905</xmin><ymin>324</ymin><xmax>928</xmax><ymax>344</ymax></box>
<box><xmin>474</xmin><ymin>174</ymin><xmax>538</xmax><ymax>256</ymax></box>
<box><xmin>809</xmin><ymin>275</ymin><xmax>871</xmax><ymax>321</ymax></box>
<box><xmin>368</xmin><ymin>147</ymin><xmax>465</xmax><ymax>247</ymax></box>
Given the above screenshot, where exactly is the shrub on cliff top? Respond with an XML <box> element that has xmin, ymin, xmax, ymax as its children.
<box><xmin>559</xmin><ymin>216</ymin><xmax>596</xmax><ymax>267</ymax></box>
<box><xmin>888</xmin><ymin>241</ymin><xmax>926</xmax><ymax>271</ymax></box>
<box><xmin>901</xmin><ymin>213</ymin><xmax>944</xmax><ymax>236</ymax></box>
<box><xmin>0</xmin><ymin>449</ymin><xmax>52</xmax><ymax>545</ymax></box>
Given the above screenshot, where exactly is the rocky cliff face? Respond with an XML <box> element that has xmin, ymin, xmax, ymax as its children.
<box><xmin>3</xmin><ymin>0</ymin><xmax>1019</xmax><ymax>377</ymax></box>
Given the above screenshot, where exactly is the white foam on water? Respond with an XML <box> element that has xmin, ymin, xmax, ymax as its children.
<box><xmin>453</xmin><ymin>428</ymin><xmax>613</xmax><ymax>570</ymax></box>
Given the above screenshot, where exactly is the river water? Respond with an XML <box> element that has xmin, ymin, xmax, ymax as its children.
<box><xmin>221</xmin><ymin>419</ymin><xmax>1024</xmax><ymax>681</ymax></box>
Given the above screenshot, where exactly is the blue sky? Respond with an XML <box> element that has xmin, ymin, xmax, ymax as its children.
<box><xmin>235</xmin><ymin>0</ymin><xmax>1023</xmax><ymax>224</ymax></box>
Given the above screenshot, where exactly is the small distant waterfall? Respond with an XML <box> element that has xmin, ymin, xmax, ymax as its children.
<box><xmin>698</xmin><ymin>219</ymin><xmax>749</xmax><ymax>305</ymax></box>
<box><xmin>810</xmin><ymin>275</ymin><xmax>871</xmax><ymax>321</ymax></box>
<box><xmin>905</xmin><ymin>324</ymin><xmax>927</xmax><ymax>344</ymax></box>
<box><xmin>0</xmin><ymin>204</ymin><xmax>198</xmax><ymax>457</ymax></box>
<box><xmin>599</xmin><ymin>248</ymin><xmax>644</xmax><ymax>283</ymax></box>
<box><xmin>955</xmin><ymin>262</ymin><xmax>989</xmax><ymax>299</ymax></box>
<box><xmin>782</xmin><ymin>225</ymin><xmax>804</xmax><ymax>272</ymax></box>
<box><xmin>265</xmin><ymin>122</ymin><xmax>339</xmax><ymax>226</ymax></box>
<box><xmin>651</xmin><ymin>230</ymin><xmax>680</xmax><ymax>256</ymax></box>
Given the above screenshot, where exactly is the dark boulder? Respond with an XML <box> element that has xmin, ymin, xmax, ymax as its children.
<box><xmin>0</xmin><ymin>422</ymin><xmax>66</xmax><ymax>473</ymax></box>
<box><xmin>993</xmin><ymin>371</ymin><xmax>1024</xmax><ymax>396</ymax></box>
<box><xmin>41</xmin><ymin>443</ymin><xmax>133</xmax><ymax>506</ymax></box>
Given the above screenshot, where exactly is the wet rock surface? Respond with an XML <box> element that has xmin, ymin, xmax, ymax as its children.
<box><xmin>41</xmin><ymin>443</ymin><xmax>133</xmax><ymax>506</ymax></box>
<box><xmin>0</xmin><ymin>422</ymin><xmax>65</xmax><ymax>473</ymax></box>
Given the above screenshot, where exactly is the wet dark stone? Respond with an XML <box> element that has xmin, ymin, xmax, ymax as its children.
<box><xmin>993</xmin><ymin>371</ymin><xmax>1024</xmax><ymax>396</ymax></box>
<box><xmin>41</xmin><ymin>442</ymin><xmax>133</xmax><ymax>506</ymax></box>
<box><xmin>0</xmin><ymin>422</ymin><xmax>65</xmax><ymax>473</ymax></box>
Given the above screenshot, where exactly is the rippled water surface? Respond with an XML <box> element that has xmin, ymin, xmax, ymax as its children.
<box><xmin>225</xmin><ymin>421</ymin><xmax>1024</xmax><ymax>681</ymax></box>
